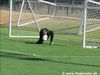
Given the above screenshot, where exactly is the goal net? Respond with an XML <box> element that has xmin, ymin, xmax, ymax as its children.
<box><xmin>9</xmin><ymin>0</ymin><xmax>84</xmax><ymax>45</ymax></box>
<box><xmin>9</xmin><ymin>0</ymin><xmax>100</xmax><ymax>48</ymax></box>
<box><xmin>9</xmin><ymin>0</ymin><xmax>84</xmax><ymax>36</ymax></box>
<box><xmin>83</xmin><ymin>0</ymin><xmax>100</xmax><ymax>48</ymax></box>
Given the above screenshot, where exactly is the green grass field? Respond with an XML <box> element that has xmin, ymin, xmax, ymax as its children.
<box><xmin>0</xmin><ymin>27</ymin><xmax>100</xmax><ymax>75</ymax></box>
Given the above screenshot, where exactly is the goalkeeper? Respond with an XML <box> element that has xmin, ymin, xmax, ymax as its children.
<box><xmin>36</xmin><ymin>28</ymin><xmax>54</xmax><ymax>45</ymax></box>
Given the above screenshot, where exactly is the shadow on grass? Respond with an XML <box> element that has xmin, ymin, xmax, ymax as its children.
<box><xmin>0</xmin><ymin>51</ymin><xmax>100</xmax><ymax>68</ymax></box>
<box><xmin>9</xmin><ymin>38</ymin><xmax>37</xmax><ymax>44</ymax></box>
<box><xmin>24</xmin><ymin>41</ymin><xmax>37</xmax><ymax>44</ymax></box>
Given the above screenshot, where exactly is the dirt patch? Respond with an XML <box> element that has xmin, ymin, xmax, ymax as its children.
<box><xmin>0</xmin><ymin>10</ymin><xmax>82</xmax><ymax>26</ymax></box>
<box><xmin>0</xmin><ymin>10</ymin><xmax>34</xmax><ymax>25</ymax></box>
<box><xmin>0</xmin><ymin>10</ymin><xmax>9</xmax><ymax>25</ymax></box>
<box><xmin>0</xmin><ymin>10</ymin><xmax>48</xmax><ymax>26</ymax></box>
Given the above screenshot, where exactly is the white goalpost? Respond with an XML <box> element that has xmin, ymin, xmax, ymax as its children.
<box><xmin>9</xmin><ymin>0</ymin><xmax>56</xmax><ymax>38</ymax></box>
<box><xmin>83</xmin><ymin>0</ymin><xmax>100</xmax><ymax>48</ymax></box>
<box><xmin>9</xmin><ymin>0</ymin><xmax>100</xmax><ymax>48</ymax></box>
<box><xmin>9</xmin><ymin>0</ymin><xmax>39</xmax><ymax>38</ymax></box>
<box><xmin>9</xmin><ymin>0</ymin><xmax>83</xmax><ymax>38</ymax></box>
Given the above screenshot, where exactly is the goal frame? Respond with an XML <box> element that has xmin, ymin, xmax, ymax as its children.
<box><xmin>9</xmin><ymin>0</ymin><xmax>83</xmax><ymax>38</ymax></box>
<box><xmin>83</xmin><ymin>0</ymin><xmax>100</xmax><ymax>48</ymax></box>
<box><xmin>9</xmin><ymin>0</ymin><xmax>57</xmax><ymax>38</ymax></box>
<box><xmin>9</xmin><ymin>0</ymin><xmax>100</xmax><ymax>48</ymax></box>
<box><xmin>9</xmin><ymin>0</ymin><xmax>39</xmax><ymax>38</ymax></box>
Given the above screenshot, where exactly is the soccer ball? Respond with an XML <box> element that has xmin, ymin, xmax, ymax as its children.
<box><xmin>43</xmin><ymin>35</ymin><xmax>48</xmax><ymax>41</ymax></box>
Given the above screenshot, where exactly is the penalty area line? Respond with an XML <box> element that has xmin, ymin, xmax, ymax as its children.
<box><xmin>0</xmin><ymin>49</ymin><xmax>100</xmax><ymax>58</ymax></box>
<box><xmin>0</xmin><ymin>49</ymin><xmax>33</xmax><ymax>56</ymax></box>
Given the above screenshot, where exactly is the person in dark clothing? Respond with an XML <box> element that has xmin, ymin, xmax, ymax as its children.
<box><xmin>36</xmin><ymin>28</ymin><xmax>54</xmax><ymax>45</ymax></box>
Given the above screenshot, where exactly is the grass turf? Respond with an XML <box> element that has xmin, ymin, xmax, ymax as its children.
<box><xmin>0</xmin><ymin>27</ymin><xmax>100</xmax><ymax>75</ymax></box>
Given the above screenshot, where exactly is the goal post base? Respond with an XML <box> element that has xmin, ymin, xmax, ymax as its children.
<box><xmin>9</xmin><ymin>35</ymin><xmax>39</xmax><ymax>38</ymax></box>
<box><xmin>84</xmin><ymin>46</ymin><xmax>100</xmax><ymax>48</ymax></box>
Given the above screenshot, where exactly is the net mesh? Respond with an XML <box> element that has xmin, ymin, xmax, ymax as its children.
<box><xmin>10</xmin><ymin>0</ymin><xmax>84</xmax><ymax>45</ymax></box>
<box><xmin>85</xmin><ymin>0</ymin><xmax>100</xmax><ymax>47</ymax></box>
<box><xmin>11</xmin><ymin>0</ymin><xmax>84</xmax><ymax>32</ymax></box>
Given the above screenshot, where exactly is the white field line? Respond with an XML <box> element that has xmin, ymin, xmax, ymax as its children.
<box><xmin>0</xmin><ymin>49</ymin><xmax>100</xmax><ymax>58</ymax></box>
<box><xmin>0</xmin><ymin>49</ymin><xmax>32</xmax><ymax>56</ymax></box>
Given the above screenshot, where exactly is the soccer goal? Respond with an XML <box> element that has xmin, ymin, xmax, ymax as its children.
<box><xmin>9</xmin><ymin>0</ymin><xmax>57</xmax><ymax>38</ymax></box>
<box><xmin>9</xmin><ymin>0</ymin><xmax>84</xmax><ymax>38</ymax></box>
<box><xmin>9</xmin><ymin>0</ymin><xmax>100</xmax><ymax>48</ymax></box>
<box><xmin>83</xmin><ymin>0</ymin><xmax>100</xmax><ymax>48</ymax></box>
